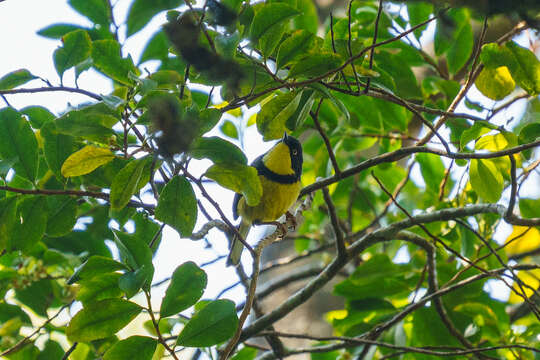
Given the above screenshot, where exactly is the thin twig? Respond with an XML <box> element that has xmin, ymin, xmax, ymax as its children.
<box><xmin>1</xmin><ymin>302</ymin><xmax>72</xmax><ymax>357</ymax></box>
<box><xmin>145</xmin><ymin>290</ymin><xmax>179</xmax><ymax>360</ymax></box>
<box><xmin>363</xmin><ymin>0</ymin><xmax>383</xmax><ymax>94</ymax></box>
<box><xmin>322</xmin><ymin>187</ymin><xmax>347</xmax><ymax>259</ymax></box>
<box><xmin>310</xmin><ymin>99</ymin><xmax>341</xmax><ymax>175</ymax></box>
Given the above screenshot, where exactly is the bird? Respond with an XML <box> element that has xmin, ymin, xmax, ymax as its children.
<box><xmin>228</xmin><ymin>132</ymin><xmax>303</xmax><ymax>265</ymax></box>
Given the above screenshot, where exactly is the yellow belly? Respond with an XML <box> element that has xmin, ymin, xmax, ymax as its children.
<box><xmin>237</xmin><ymin>175</ymin><xmax>302</xmax><ymax>223</ymax></box>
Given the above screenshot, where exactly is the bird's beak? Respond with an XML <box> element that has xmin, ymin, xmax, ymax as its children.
<box><xmin>282</xmin><ymin>132</ymin><xmax>288</xmax><ymax>142</ymax></box>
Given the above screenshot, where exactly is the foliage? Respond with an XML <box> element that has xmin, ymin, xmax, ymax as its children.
<box><xmin>0</xmin><ymin>1</ymin><xmax>540</xmax><ymax>360</ymax></box>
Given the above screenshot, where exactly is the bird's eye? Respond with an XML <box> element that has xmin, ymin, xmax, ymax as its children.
<box><xmin>292</xmin><ymin>149</ymin><xmax>298</xmax><ymax>155</ymax></box>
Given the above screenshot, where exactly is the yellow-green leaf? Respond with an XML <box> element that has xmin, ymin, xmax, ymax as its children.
<box><xmin>61</xmin><ymin>145</ymin><xmax>115</xmax><ymax>177</ymax></box>
<box><xmin>505</xmin><ymin>225</ymin><xmax>540</xmax><ymax>256</ymax></box>
<box><xmin>205</xmin><ymin>163</ymin><xmax>262</xmax><ymax>206</ymax></box>
<box><xmin>469</xmin><ymin>159</ymin><xmax>503</xmax><ymax>203</ymax></box>
<box><xmin>109</xmin><ymin>157</ymin><xmax>151</xmax><ymax>211</ymax></box>
<box><xmin>475</xmin><ymin>66</ymin><xmax>515</xmax><ymax>100</ymax></box>
<box><xmin>256</xmin><ymin>91</ymin><xmax>302</xmax><ymax>141</ymax></box>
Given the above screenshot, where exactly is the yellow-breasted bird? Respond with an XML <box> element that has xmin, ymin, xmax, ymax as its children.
<box><xmin>228</xmin><ymin>132</ymin><xmax>303</xmax><ymax>265</ymax></box>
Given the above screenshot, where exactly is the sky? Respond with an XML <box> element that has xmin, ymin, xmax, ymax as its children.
<box><xmin>0</xmin><ymin>0</ymin><xmax>255</xmax><ymax>305</ymax></box>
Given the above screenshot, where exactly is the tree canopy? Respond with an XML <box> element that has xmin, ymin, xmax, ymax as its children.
<box><xmin>0</xmin><ymin>0</ymin><xmax>539</xmax><ymax>359</ymax></box>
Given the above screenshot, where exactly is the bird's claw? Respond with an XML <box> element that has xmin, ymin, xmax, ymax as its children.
<box><xmin>285</xmin><ymin>211</ymin><xmax>297</xmax><ymax>231</ymax></box>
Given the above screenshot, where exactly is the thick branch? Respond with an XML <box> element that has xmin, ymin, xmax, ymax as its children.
<box><xmin>240</xmin><ymin>204</ymin><xmax>538</xmax><ymax>341</ymax></box>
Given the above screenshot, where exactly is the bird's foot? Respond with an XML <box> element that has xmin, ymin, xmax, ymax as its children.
<box><xmin>256</xmin><ymin>220</ymin><xmax>288</xmax><ymax>237</ymax></box>
<box><xmin>285</xmin><ymin>211</ymin><xmax>297</xmax><ymax>231</ymax></box>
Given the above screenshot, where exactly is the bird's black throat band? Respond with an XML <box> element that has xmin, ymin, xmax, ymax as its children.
<box><xmin>253</xmin><ymin>157</ymin><xmax>299</xmax><ymax>184</ymax></box>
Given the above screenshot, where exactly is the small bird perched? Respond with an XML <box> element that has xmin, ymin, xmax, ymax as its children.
<box><xmin>228</xmin><ymin>133</ymin><xmax>303</xmax><ymax>265</ymax></box>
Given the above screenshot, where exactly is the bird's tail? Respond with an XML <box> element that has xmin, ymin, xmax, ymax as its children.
<box><xmin>227</xmin><ymin>221</ymin><xmax>250</xmax><ymax>266</ymax></box>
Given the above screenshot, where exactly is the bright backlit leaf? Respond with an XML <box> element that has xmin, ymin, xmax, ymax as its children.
<box><xmin>205</xmin><ymin>162</ymin><xmax>262</xmax><ymax>206</ymax></box>
<box><xmin>469</xmin><ymin>159</ymin><xmax>503</xmax><ymax>203</ymax></box>
<box><xmin>0</xmin><ymin>69</ymin><xmax>37</xmax><ymax>90</ymax></box>
<box><xmin>61</xmin><ymin>145</ymin><xmax>115</xmax><ymax>177</ymax></box>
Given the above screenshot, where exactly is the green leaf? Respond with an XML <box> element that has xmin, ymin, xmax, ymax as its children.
<box><xmin>139</xmin><ymin>30</ymin><xmax>170</xmax><ymax>64</ymax></box>
<box><xmin>0</xmin><ymin>303</ymin><xmax>31</xmax><ymax>325</ymax></box>
<box><xmin>469</xmin><ymin>159</ymin><xmax>503</xmax><ymax>203</ymax></box>
<box><xmin>38</xmin><ymin>340</ymin><xmax>65</xmax><ymax>360</ymax></box>
<box><xmin>127</xmin><ymin>0</ymin><xmax>184</xmax><ymax>36</ymax></box>
<box><xmin>257</xmin><ymin>91</ymin><xmax>302</xmax><ymax>141</ymax></box>
<box><xmin>66</xmin><ymin>298</ymin><xmax>142</xmax><ymax>342</ymax></box>
<box><xmin>292</xmin><ymin>0</ymin><xmax>318</xmax><ymax>34</ymax></box>
<box><xmin>221</xmin><ymin>120</ymin><xmax>239</xmax><ymax>139</ymax></box>
<box><xmin>374</xmin><ymin>51</ymin><xmax>422</xmax><ymax>99</ymax></box>
<box><xmin>0</xmin><ymin>69</ymin><xmax>36</xmax><ymax>90</ymax></box>
<box><xmin>155</xmin><ymin>176</ymin><xmax>197</xmax><ymax>237</ymax></box>
<box><xmin>230</xmin><ymin>347</ymin><xmax>258</xmax><ymax>360</ymax></box>
<box><xmin>68</xmin><ymin>255</ymin><xmax>128</xmax><ymax>284</ymax></box>
<box><xmin>61</xmin><ymin>145</ymin><xmax>115</xmax><ymax>177</ymax></box>
<box><xmin>119</xmin><ymin>265</ymin><xmax>152</xmax><ymax>297</ymax></box>
<box><xmin>76</xmin><ymin>272</ymin><xmax>123</xmax><ymax>305</ymax></box>
<box><xmin>434</xmin><ymin>8</ymin><xmax>467</xmax><ymax>56</ymax></box>
<box><xmin>37</xmin><ymin>23</ymin><xmax>84</xmax><ymax>39</ymax></box>
<box><xmin>447</xmin><ymin>22</ymin><xmax>473</xmax><ymax>74</ymax></box>
<box><xmin>112</xmin><ymin>230</ymin><xmax>153</xmax><ymax>273</ymax></box>
<box><xmin>416</xmin><ymin>153</ymin><xmax>445</xmax><ymax>193</ymax></box>
<box><xmin>190</xmin><ymin>136</ymin><xmax>247</xmax><ymax>164</ymax></box>
<box><xmin>460</xmin><ymin>122</ymin><xmax>492</xmax><ymax>150</ymax></box>
<box><xmin>259</xmin><ymin>21</ymin><xmax>287</xmax><ymax>58</ymax></box>
<box><xmin>286</xmin><ymin>90</ymin><xmax>315</xmax><ymax>130</ymax></box>
<box><xmin>276</xmin><ymin>30</ymin><xmax>316</xmax><ymax>69</ymax></box>
<box><xmin>92</xmin><ymin>40</ymin><xmax>139</xmax><ymax>85</ymax></box>
<box><xmin>519</xmin><ymin>198</ymin><xmax>540</xmax><ymax>218</ymax></box>
<box><xmin>68</xmin><ymin>0</ymin><xmax>110</xmax><ymax>25</ymax></box>
<box><xmin>11</xmin><ymin>196</ymin><xmax>48</xmax><ymax>252</ymax></box>
<box><xmin>54</xmin><ymin>106</ymin><xmax>118</xmax><ymax>143</ymax></box>
<box><xmin>215</xmin><ymin>31</ymin><xmax>242</xmax><ymax>59</ymax></box>
<box><xmin>160</xmin><ymin>262</ymin><xmax>208</xmax><ymax>318</ymax></box>
<box><xmin>15</xmin><ymin>279</ymin><xmax>54</xmax><ymax>317</ymax></box>
<box><xmin>480</xmin><ymin>42</ymin><xmax>540</xmax><ymax>96</ymax></box>
<box><xmin>411</xmin><ymin>307</ymin><xmax>461</xmax><ymax>348</ymax></box>
<box><xmin>41</xmin><ymin>121</ymin><xmax>75</xmax><ymax>179</ymax></box>
<box><xmin>518</xmin><ymin>122</ymin><xmax>540</xmax><ymax>144</ymax></box>
<box><xmin>110</xmin><ymin>157</ymin><xmax>151</xmax><ymax>210</ymax></box>
<box><xmin>21</xmin><ymin>106</ymin><xmax>55</xmax><ymax>129</ymax></box>
<box><xmin>310</xmin><ymin>83</ymin><xmax>350</xmax><ymax>123</ymax></box>
<box><xmin>505</xmin><ymin>41</ymin><xmax>540</xmax><ymax>96</ymax></box>
<box><xmin>407</xmin><ymin>2</ymin><xmax>433</xmax><ymax>38</ymax></box>
<box><xmin>205</xmin><ymin>163</ymin><xmax>262</xmax><ymax>206</ymax></box>
<box><xmin>0</xmin><ymin>197</ymin><xmax>18</xmax><ymax>250</ymax></box>
<box><xmin>334</xmin><ymin>254</ymin><xmax>413</xmax><ymax>300</ymax></box>
<box><xmin>0</xmin><ymin>107</ymin><xmax>38</xmax><ymax>181</ymax></box>
<box><xmin>103</xmin><ymin>336</ymin><xmax>157</xmax><ymax>360</ymax></box>
<box><xmin>45</xmin><ymin>196</ymin><xmax>78</xmax><ymax>237</ymax></box>
<box><xmin>287</xmin><ymin>52</ymin><xmax>342</xmax><ymax>79</ymax></box>
<box><xmin>479</xmin><ymin>43</ymin><xmax>514</xmax><ymax>68</ymax></box>
<box><xmin>53</xmin><ymin>29</ymin><xmax>92</xmax><ymax>79</ymax></box>
<box><xmin>176</xmin><ymin>299</ymin><xmax>239</xmax><ymax>347</ymax></box>
<box><xmin>250</xmin><ymin>3</ymin><xmax>300</xmax><ymax>41</ymax></box>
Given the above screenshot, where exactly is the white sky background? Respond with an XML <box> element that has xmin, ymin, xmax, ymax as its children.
<box><xmin>1</xmin><ymin>0</ymin><xmax>538</xmax><ymax>320</ymax></box>
<box><xmin>0</xmin><ymin>0</ymin><xmax>261</xmax><ymax>304</ymax></box>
